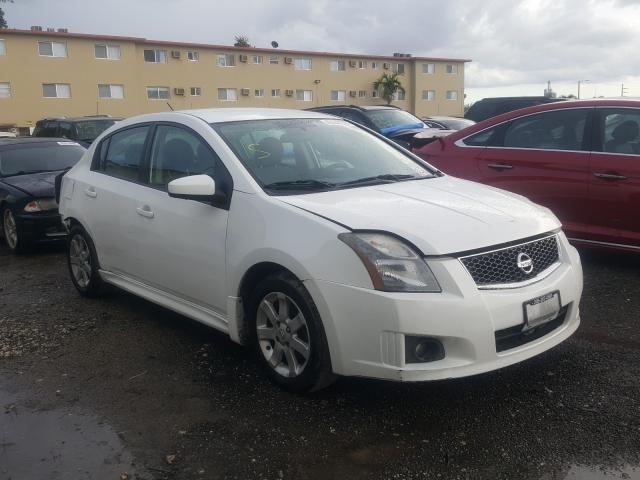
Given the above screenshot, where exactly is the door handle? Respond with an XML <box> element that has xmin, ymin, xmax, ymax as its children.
<box><xmin>593</xmin><ymin>172</ymin><xmax>627</xmax><ymax>181</ymax></box>
<box><xmin>136</xmin><ymin>206</ymin><xmax>155</xmax><ymax>219</ymax></box>
<box><xmin>487</xmin><ymin>163</ymin><xmax>513</xmax><ymax>170</ymax></box>
<box><xmin>84</xmin><ymin>187</ymin><xmax>97</xmax><ymax>198</ymax></box>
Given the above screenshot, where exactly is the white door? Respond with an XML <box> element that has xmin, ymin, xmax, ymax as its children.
<box><xmin>128</xmin><ymin>123</ymin><xmax>230</xmax><ymax>315</ymax></box>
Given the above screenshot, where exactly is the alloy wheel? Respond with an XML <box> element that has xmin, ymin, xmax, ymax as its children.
<box><xmin>256</xmin><ymin>292</ymin><xmax>311</xmax><ymax>378</ymax></box>
<box><xmin>69</xmin><ymin>234</ymin><xmax>92</xmax><ymax>288</ymax></box>
<box><xmin>3</xmin><ymin>209</ymin><xmax>18</xmax><ymax>249</ymax></box>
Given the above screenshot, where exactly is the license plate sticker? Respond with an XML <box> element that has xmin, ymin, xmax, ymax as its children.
<box><xmin>523</xmin><ymin>291</ymin><xmax>561</xmax><ymax>329</ymax></box>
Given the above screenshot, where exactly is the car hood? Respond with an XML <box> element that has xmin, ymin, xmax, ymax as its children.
<box><xmin>277</xmin><ymin>176</ymin><xmax>560</xmax><ymax>255</ymax></box>
<box><xmin>1</xmin><ymin>171</ymin><xmax>58</xmax><ymax>197</ymax></box>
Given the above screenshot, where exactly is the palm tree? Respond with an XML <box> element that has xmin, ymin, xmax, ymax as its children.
<box><xmin>234</xmin><ymin>35</ymin><xmax>251</xmax><ymax>48</ymax></box>
<box><xmin>373</xmin><ymin>72</ymin><xmax>405</xmax><ymax>105</ymax></box>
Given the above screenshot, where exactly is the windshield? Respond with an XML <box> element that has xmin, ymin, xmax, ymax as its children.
<box><xmin>364</xmin><ymin>109</ymin><xmax>425</xmax><ymax>133</ymax></box>
<box><xmin>75</xmin><ymin>120</ymin><xmax>117</xmax><ymax>142</ymax></box>
<box><xmin>213</xmin><ymin>118</ymin><xmax>435</xmax><ymax>194</ymax></box>
<box><xmin>0</xmin><ymin>143</ymin><xmax>85</xmax><ymax>176</ymax></box>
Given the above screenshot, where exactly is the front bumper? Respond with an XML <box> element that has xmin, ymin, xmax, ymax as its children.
<box><xmin>16</xmin><ymin>211</ymin><xmax>67</xmax><ymax>242</ymax></box>
<box><xmin>305</xmin><ymin>235</ymin><xmax>583</xmax><ymax>381</ymax></box>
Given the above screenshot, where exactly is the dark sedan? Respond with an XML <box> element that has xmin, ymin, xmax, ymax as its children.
<box><xmin>0</xmin><ymin>138</ymin><xmax>85</xmax><ymax>253</ymax></box>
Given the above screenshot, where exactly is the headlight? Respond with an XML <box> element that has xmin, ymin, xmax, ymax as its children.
<box><xmin>23</xmin><ymin>199</ymin><xmax>58</xmax><ymax>212</ymax></box>
<box><xmin>339</xmin><ymin>232</ymin><xmax>441</xmax><ymax>292</ymax></box>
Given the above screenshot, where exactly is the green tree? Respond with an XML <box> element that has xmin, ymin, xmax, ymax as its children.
<box><xmin>234</xmin><ymin>35</ymin><xmax>251</xmax><ymax>47</ymax></box>
<box><xmin>373</xmin><ymin>72</ymin><xmax>405</xmax><ymax>105</ymax></box>
<box><xmin>0</xmin><ymin>8</ymin><xmax>6</xmax><ymax>28</ymax></box>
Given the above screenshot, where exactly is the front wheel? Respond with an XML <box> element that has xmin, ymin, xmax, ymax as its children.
<box><xmin>249</xmin><ymin>272</ymin><xmax>335</xmax><ymax>393</ymax></box>
<box><xmin>67</xmin><ymin>226</ymin><xmax>104</xmax><ymax>297</ymax></box>
<box><xmin>2</xmin><ymin>207</ymin><xmax>30</xmax><ymax>254</ymax></box>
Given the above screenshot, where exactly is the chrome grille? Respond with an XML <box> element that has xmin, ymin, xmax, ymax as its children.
<box><xmin>460</xmin><ymin>235</ymin><xmax>559</xmax><ymax>287</ymax></box>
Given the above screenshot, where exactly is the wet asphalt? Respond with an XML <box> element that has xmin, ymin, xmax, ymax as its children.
<box><xmin>0</xmin><ymin>242</ymin><xmax>639</xmax><ymax>480</ymax></box>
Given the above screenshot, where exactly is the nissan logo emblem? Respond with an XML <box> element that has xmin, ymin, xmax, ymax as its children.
<box><xmin>517</xmin><ymin>252</ymin><xmax>534</xmax><ymax>274</ymax></box>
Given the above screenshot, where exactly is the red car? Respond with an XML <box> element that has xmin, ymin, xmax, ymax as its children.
<box><xmin>414</xmin><ymin>99</ymin><xmax>640</xmax><ymax>253</ymax></box>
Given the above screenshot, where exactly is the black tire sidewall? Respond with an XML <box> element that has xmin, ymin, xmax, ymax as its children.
<box><xmin>67</xmin><ymin>226</ymin><xmax>103</xmax><ymax>297</ymax></box>
<box><xmin>248</xmin><ymin>273</ymin><xmax>332</xmax><ymax>393</ymax></box>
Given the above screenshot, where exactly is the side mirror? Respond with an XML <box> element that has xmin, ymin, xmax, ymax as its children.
<box><xmin>168</xmin><ymin>174</ymin><xmax>216</xmax><ymax>202</ymax></box>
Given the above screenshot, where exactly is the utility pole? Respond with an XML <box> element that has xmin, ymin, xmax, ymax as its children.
<box><xmin>577</xmin><ymin>80</ymin><xmax>589</xmax><ymax>99</ymax></box>
<box><xmin>621</xmin><ymin>83</ymin><xmax>629</xmax><ymax>97</ymax></box>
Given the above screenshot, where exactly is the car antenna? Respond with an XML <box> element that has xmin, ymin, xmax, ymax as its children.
<box><xmin>166</xmin><ymin>102</ymin><xmax>174</xmax><ymax>111</ymax></box>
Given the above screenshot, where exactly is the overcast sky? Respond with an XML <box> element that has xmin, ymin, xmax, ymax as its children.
<box><xmin>4</xmin><ymin>0</ymin><xmax>640</xmax><ymax>103</ymax></box>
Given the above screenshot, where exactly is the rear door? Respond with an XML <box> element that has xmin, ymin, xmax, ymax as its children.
<box><xmin>587</xmin><ymin>107</ymin><xmax>640</xmax><ymax>247</ymax></box>
<box><xmin>477</xmin><ymin>108</ymin><xmax>592</xmax><ymax>237</ymax></box>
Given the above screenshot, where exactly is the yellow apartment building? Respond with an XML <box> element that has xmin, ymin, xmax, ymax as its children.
<box><xmin>0</xmin><ymin>28</ymin><xmax>470</xmax><ymax>132</ymax></box>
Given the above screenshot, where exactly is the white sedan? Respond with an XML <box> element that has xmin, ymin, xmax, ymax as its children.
<box><xmin>58</xmin><ymin>108</ymin><xmax>583</xmax><ymax>392</ymax></box>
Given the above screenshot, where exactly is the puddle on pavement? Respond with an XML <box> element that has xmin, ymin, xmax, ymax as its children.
<box><xmin>0</xmin><ymin>389</ymin><xmax>136</xmax><ymax>479</ymax></box>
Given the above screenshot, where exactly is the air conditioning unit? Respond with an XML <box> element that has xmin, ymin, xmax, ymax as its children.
<box><xmin>383</xmin><ymin>62</ymin><xmax>391</xmax><ymax>69</ymax></box>
<box><xmin>349</xmin><ymin>90</ymin><xmax>357</xmax><ymax>97</ymax></box>
<box><xmin>171</xmin><ymin>50</ymin><xmax>181</xmax><ymax>59</ymax></box>
<box><xmin>174</xmin><ymin>88</ymin><xmax>185</xmax><ymax>96</ymax></box>
<box><xmin>284</xmin><ymin>57</ymin><xmax>293</xmax><ymax>64</ymax></box>
<box><xmin>30</xmin><ymin>26</ymin><xmax>43</xmax><ymax>32</ymax></box>
<box><xmin>241</xmin><ymin>88</ymin><xmax>250</xmax><ymax>96</ymax></box>
<box><xmin>46</xmin><ymin>28</ymin><xmax>55</xmax><ymax>32</ymax></box>
<box><xmin>348</xmin><ymin>60</ymin><xmax>357</xmax><ymax>68</ymax></box>
<box><xmin>285</xmin><ymin>89</ymin><xmax>294</xmax><ymax>96</ymax></box>
<box><xmin>239</xmin><ymin>54</ymin><xmax>248</xmax><ymax>62</ymax></box>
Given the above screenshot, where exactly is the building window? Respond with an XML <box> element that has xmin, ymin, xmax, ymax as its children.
<box><xmin>358</xmin><ymin>90</ymin><xmax>367</xmax><ymax>98</ymax></box>
<box><xmin>422</xmin><ymin>90</ymin><xmax>435</xmax><ymax>101</ymax></box>
<box><xmin>422</xmin><ymin>63</ymin><xmax>435</xmax><ymax>74</ymax></box>
<box><xmin>190</xmin><ymin>87</ymin><xmax>201</xmax><ymax>96</ymax></box>
<box><xmin>357</xmin><ymin>60</ymin><xmax>367</xmax><ymax>69</ymax></box>
<box><xmin>217</xmin><ymin>54</ymin><xmax>235</xmax><ymax>67</ymax></box>
<box><xmin>38</xmin><ymin>41</ymin><xmax>67</xmax><ymax>57</ymax></box>
<box><xmin>252</xmin><ymin>55</ymin><xmax>263</xmax><ymax>64</ymax></box>
<box><xmin>144</xmin><ymin>49</ymin><xmax>167</xmax><ymax>63</ymax></box>
<box><xmin>0</xmin><ymin>40</ymin><xmax>6</xmax><ymax>56</ymax></box>
<box><xmin>255</xmin><ymin>89</ymin><xmax>264</xmax><ymax>98</ymax></box>
<box><xmin>146</xmin><ymin>86</ymin><xmax>169</xmax><ymax>100</ymax></box>
<box><xmin>446</xmin><ymin>64</ymin><xmax>458</xmax><ymax>74</ymax></box>
<box><xmin>187</xmin><ymin>51</ymin><xmax>199</xmax><ymax>61</ymax></box>
<box><xmin>98</xmin><ymin>84</ymin><xmax>124</xmax><ymax>99</ymax></box>
<box><xmin>218</xmin><ymin>88</ymin><xmax>237</xmax><ymax>101</ymax></box>
<box><xmin>296</xmin><ymin>89</ymin><xmax>313</xmax><ymax>101</ymax></box>
<box><xmin>43</xmin><ymin>83</ymin><xmax>71</xmax><ymax>98</ymax></box>
<box><xmin>394</xmin><ymin>63</ymin><xmax>405</xmax><ymax>75</ymax></box>
<box><xmin>271</xmin><ymin>89</ymin><xmax>280</xmax><ymax>98</ymax></box>
<box><xmin>446</xmin><ymin>90</ymin><xmax>458</xmax><ymax>100</ymax></box>
<box><xmin>372</xmin><ymin>90</ymin><xmax>379</xmax><ymax>98</ymax></box>
<box><xmin>330</xmin><ymin>90</ymin><xmax>346</xmax><ymax>101</ymax></box>
<box><xmin>95</xmin><ymin>44</ymin><xmax>120</xmax><ymax>60</ymax></box>
<box><xmin>269</xmin><ymin>56</ymin><xmax>279</xmax><ymax>64</ymax></box>
<box><xmin>330</xmin><ymin>60</ymin><xmax>345</xmax><ymax>71</ymax></box>
<box><xmin>294</xmin><ymin>58</ymin><xmax>312</xmax><ymax>70</ymax></box>
<box><xmin>0</xmin><ymin>83</ymin><xmax>10</xmax><ymax>98</ymax></box>
<box><xmin>393</xmin><ymin>90</ymin><xmax>406</xmax><ymax>101</ymax></box>
<box><xmin>371</xmin><ymin>62</ymin><xmax>378</xmax><ymax>69</ymax></box>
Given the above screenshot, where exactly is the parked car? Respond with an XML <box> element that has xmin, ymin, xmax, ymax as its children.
<box><xmin>465</xmin><ymin>97</ymin><xmax>566</xmax><ymax>123</ymax></box>
<box><xmin>33</xmin><ymin>116</ymin><xmax>122</xmax><ymax>147</ymax></box>
<box><xmin>0</xmin><ymin>132</ymin><xmax>17</xmax><ymax>138</ymax></box>
<box><xmin>414</xmin><ymin>98</ymin><xmax>640</xmax><ymax>253</ymax></box>
<box><xmin>0</xmin><ymin>138</ymin><xmax>86</xmax><ymax>252</ymax></box>
<box><xmin>422</xmin><ymin>116</ymin><xmax>476</xmax><ymax>131</ymax></box>
<box><xmin>307</xmin><ymin>105</ymin><xmax>427</xmax><ymax>148</ymax></box>
<box><xmin>58</xmin><ymin>108</ymin><xmax>582</xmax><ymax>392</ymax></box>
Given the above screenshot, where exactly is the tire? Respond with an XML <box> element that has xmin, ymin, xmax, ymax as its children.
<box><xmin>248</xmin><ymin>272</ymin><xmax>336</xmax><ymax>393</ymax></box>
<box><xmin>67</xmin><ymin>225</ymin><xmax>104</xmax><ymax>297</ymax></box>
<box><xmin>2</xmin><ymin>207</ymin><xmax>30</xmax><ymax>254</ymax></box>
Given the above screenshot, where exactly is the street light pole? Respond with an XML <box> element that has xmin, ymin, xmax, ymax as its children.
<box><xmin>577</xmin><ymin>79</ymin><xmax>589</xmax><ymax>99</ymax></box>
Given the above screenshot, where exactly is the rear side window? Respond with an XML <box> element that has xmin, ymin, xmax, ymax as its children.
<box><xmin>96</xmin><ymin>126</ymin><xmax>150</xmax><ymax>181</ymax></box>
<box><xmin>503</xmin><ymin>109</ymin><xmax>589</xmax><ymax>151</ymax></box>
<box><xmin>600</xmin><ymin>109</ymin><xmax>640</xmax><ymax>155</ymax></box>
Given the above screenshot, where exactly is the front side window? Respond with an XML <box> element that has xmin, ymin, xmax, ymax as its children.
<box><xmin>143</xmin><ymin>49</ymin><xmax>166</xmax><ymax>63</ymax></box>
<box><xmin>98</xmin><ymin>84</ymin><xmax>124</xmax><ymax>99</ymax></box>
<box><xmin>217</xmin><ymin>54</ymin><xmax>235</xmax><ymax>67</ymax></box>
<box><xmin>503</xmin><ymin>108</ymin><xmax>589</xmax><ymax>151</ymax></box>
<box><xmin>446</xmin><ymin>90</ymin><xmax>458</xmax><ymax>101</ymax></box>
<box><xmin>423</xmin><ymin>63</ymin><xmax>435</xmax><ymax>74</ymax></box>
<box><xmin>0</xmin><ymin>83</ymin><xmax>10</xmax><ymax>98</ymax></box>
<box><xmin>148</xmin><ymin>125</ymin><xmax>219</xmax><ymax>186</ymax></box>
<box><xmin>218</xmin><ymin>88</ymin><xmax>237</xmax><ymax>101</ymax></box>
<box><xmin>38</xmin><ymin>41</ymin><xmax>67</xmax><ymax>57</ymax></box>
<box><xmin>294</xmin><ymin>58</ymin><xmax>312</xmax><ymax>70</ymax></box>
<box><xmin>95</xmin><ymin>44</ymin><xmax>120</xmax><ymax>60</ymax></box>
<box><xmin>296</xmin><ymin>90</ymin><xmax>313</xmax><ymax>102</ymax></box>
<box><xmin>600</xmin><ymin>109</ymin><xmax>640</xmax><ymax>155</ymax></box>
<box><xmin>330</xmin><ymin>60</ymin><xmax>345</xmax><ymax>71</ymax></box>
<box><xmin>331</xmin><ymin>90</ymin><xmax>346</xmax><ymax>101</ymax></box>
<box><xmin>146</xmin><ymin>86</ymin><xmax>169</xmax><ymax>100</ymax></box>
<box><xmin>213</xmin><ymin>119</ymin><xmax>434</xmax><ymax>193</ymax></box>
<box><xmin>446</xmin><ymin>64</ymin><xmax>458</xmax><ymax>74</ymax></box>
<box><xmin>97</xmin><ymin>126</ymin><xmax>150</xmax><ymax>181</ymax></box>
<box><xmin>463</xmin><ymin>126</ymin><xmax>503</xmax><ymax>147</ymax></box>
<box><xmin>43</xmin><ymin>83</ymin><xmax>71</xmax><ymax>98</ymax></box>
<box><xmin>187</xmin><ymin>51</ymin><xmax>199</xmax><ymax>61</ymax></box>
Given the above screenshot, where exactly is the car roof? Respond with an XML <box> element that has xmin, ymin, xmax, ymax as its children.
<box><xmin>0</xmin><ymin>137</ymin><xmax>81</xmax><ymax>147</ymax></box>
<box><xmin>310</xmin><ymin>105</ymin><xmax>398</xmax><ymax>112</ymax></box>
<box><xmin>36</xmin><ymin>116</ymin><xmax>123</xmax><ymax>123</ymax></box>
<box><xmin>178</xmin><ymin>108</ymin><xmax>336</xmax><ymax>124</ymax></box>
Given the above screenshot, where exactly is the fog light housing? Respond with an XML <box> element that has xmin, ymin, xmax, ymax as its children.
<box><xmin>405</xmin><ymin>336</ymin><xmax>445</xmax><ymax>364</ymax></box>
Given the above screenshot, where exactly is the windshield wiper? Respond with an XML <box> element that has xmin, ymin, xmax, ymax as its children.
<box><xmin>337</xmin><ymin>174</ymin><xmax>422</xmax><ymax>187</ymax></box>
<box><xmin>263</xmin><ymin>179</ymin><xmax>337</xmax><ymax>190</ymax></box>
